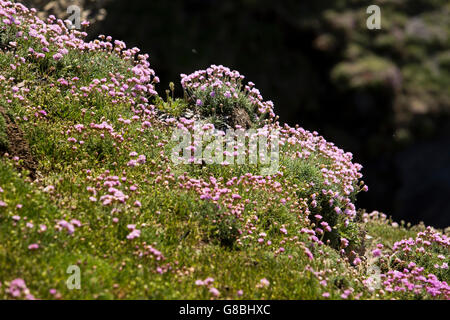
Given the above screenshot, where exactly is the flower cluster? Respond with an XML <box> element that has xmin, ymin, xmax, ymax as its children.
<box><xmin>7</xmin><ymin>278</ymin><xmax>35</xmax><ymax>300</ymax></box>
<box><xmin>181</xmin><ymin>64</ymin><xmax>275</xmax><ymax>125</ymax></box>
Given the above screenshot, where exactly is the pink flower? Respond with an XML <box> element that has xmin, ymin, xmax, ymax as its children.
<box><xmin>127</xmin><ymin>160</ymin><xmax>137</xmax><ymax>167</ymax></box>
<box><xmin>58</xmin><ymin>220</ymin><xmax>75</xmax><ymax>234</ymax></box>
<box><xmin>137</xmin><ymin>155</ymin><xmax>146</xmax><ymax>164</ymax></box>
<box><xmin>304</xmin><ymin>247</ymin><xmax>313</xmax><ymax>260</ymax></box>
<box><xmin>209</xmin><ymin>287</ymin><xmax>220</xmax><ymax>297</ymax></box>
<box><xmin>28</xmin><ymin>243</ymin><xmax>39</xmax><ymax>250</ymax></box>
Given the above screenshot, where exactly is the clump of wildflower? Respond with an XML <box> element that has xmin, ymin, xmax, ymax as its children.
<box><xmin>181</xmin><ymin>65</ymin><xmax>275</xmax><ymax>128</ymax></box>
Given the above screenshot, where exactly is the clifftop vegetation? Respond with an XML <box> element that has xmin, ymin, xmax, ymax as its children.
<box><xmin>0</xmin><ymin>1</ymin><xmax>448</xmax><ymax>300</ymax></box>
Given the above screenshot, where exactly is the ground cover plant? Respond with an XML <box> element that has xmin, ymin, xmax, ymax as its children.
<box><xmin>0</xmin><ymin>1</ymin><xmax>448</xmax><ymax>300</ymax></box>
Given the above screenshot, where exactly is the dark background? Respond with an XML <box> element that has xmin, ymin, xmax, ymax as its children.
<box><xmin>22</xmin><ymin>0</ymin><xmax>450</xmax><ymax>227</ymax></box>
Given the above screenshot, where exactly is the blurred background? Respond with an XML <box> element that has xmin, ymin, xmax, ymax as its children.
<box><xmin>19</xmin><ymin>0</ymin><xmax>450</xmax><ymax>227</ymax></box>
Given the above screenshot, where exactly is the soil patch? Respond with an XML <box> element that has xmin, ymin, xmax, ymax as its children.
<box><xmin>0</xmin><ymin>107</ymin><xmax>37</xmax><ymax>179</ymax></box>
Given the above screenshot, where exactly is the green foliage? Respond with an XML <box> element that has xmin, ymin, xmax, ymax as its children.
<box><xmin>0</xmin><ymin>1</ymin><xmax>447</xmax><ymax>300</ymax></box>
